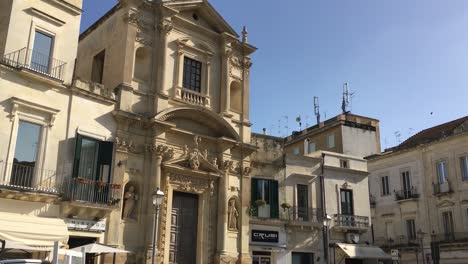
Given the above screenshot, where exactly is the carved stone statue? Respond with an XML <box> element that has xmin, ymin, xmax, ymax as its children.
<box><xmin>189</xmin><ymin>152</ymin><xmax>200</xmax><ymax>170</ymax></box>
<box><xmin>228</xmin><ymin>198</ymin><xmax>239</xmax><ymax>231</ymax></box>
<box><xmin>122</xmin><ymin>185</ymin><xmax>138</xmax><ymax>219</ymax></box>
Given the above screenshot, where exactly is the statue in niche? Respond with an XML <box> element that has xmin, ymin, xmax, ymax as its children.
<box><xmin>228</xmin><ymin>198</ymin><xmax>239</xmax><ymax>231</ymax></box>
<box><xmin>122</xmin><ymin>185</ymin><xmax>138</xmax><ymax>219</ymax></box>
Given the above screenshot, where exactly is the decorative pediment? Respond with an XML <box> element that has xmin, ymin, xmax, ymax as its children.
<box><xmin>437</xmin><ymin>200</ymin><xmax>455</xmax><ymax>208</ymax></box>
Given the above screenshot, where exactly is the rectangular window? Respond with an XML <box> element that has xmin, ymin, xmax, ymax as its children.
<box><xmin>327</xmin><ymin>134</ymin><xmax>335</xmax><ymax>149</ymax></box>
<box><xmin>406</xmin><ymin>219</ymin><xmax>416</xmax><ymax>240</ymax></box>
<box><xmin>460</xmin><ymin>156</ymin><xmax>468</xmax><ymax>181</ymax></box>
<box><xmin>31</xmin><ymin>31</ymin><xmax>54</xmax><ymax>74</ymax></box>
<box><xmin>91</xmin><ymin>50</ymin><xmax>106</xmax><ymax>84</ymax></box>
<box><xmin>340</xmin><ymin>160</ymin><xmax>349</xmax><ymax>169</ymax></box>
<box><xmin>436</xmin><ymin>160</ymin><xmax>448</xmax><ymax>184</ymax></box>
<box><xmin>72</xmin><ymin>134</ymin><xmax>113</xmax><ymax>182</ymax></box>
<box><xmin>340</xmin><ymin>189</ymin><xmax>354</xmax><ymax>215</ymax></box>
<box><xmin>10</xmin><ymin>121</ymin><xmax>42</xmax><ymax>187</ymax></box>
<box><xmin>442</xmin><ymin>211</ymin><xmax>454</xmax><ymax>241</ymax></box>
<box><xmin>308</xmin><ymin>142</ymin><xmax>316</xmax><ymax>153</ymax></box>
<box><xmin>292</xmin><ymin>252</ymin><xmax>314</xmax><ymax>264</ymax></box>
<box><xmin>385</xmin><ymin>222</ymin><xmax>394</xmax><ymax>240</ymax></box>
<box><xmin>183</xmin><ymin>57</ymin><xmax>202</xmax><ymax>92</ymax></box>
<box><xmin>251</xmin><ymin>178</ymin><xmax>279</xmax><ymax>219</ymax></box>
<box><xmin>293</xmin><ymin>147</ymin><xmax>300</xmax><ymax>155</ymax></box>
<box><xmin>296</xmin><ymin>184</ymin><xmax>309</xmax><ymax>221</ymax></box>
<box><xmin>401</xmin><ymin>170</ymin><xmax>411</xmax><ymax>191</ymax></box>
<box><xmin>381</xmin><ymin>176</ymin><xmax>390</xmax><ymax>196</ymax></box>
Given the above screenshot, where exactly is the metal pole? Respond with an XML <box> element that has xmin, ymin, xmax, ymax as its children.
<box><xmin>151</xmin><ymin>204</ymin><xmax>160</xmax><ymax>264</ymax></box>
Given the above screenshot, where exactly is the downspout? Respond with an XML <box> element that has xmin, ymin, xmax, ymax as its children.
<box><xmin>320</xmin><ymin>152</ymin><xmax>330</xmax><ymax>264</ymax></box>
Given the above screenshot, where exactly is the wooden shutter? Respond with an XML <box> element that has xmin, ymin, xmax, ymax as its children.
<box><xmin>251</xmin><ymin>179</ymin><xmax>258</xmax><ymax>207</ymax></box>
<box><xmin>270</xmin><ymin>180</ymin><xmax>279</xmax><ymax>219</ymax></box>
<box><xmin>72</xmin><ymin>134</ymin><xmax>83</xmax><ymax>178</ymax></box>
<box><xmin>97</xmin><ymin>141</ymin><xmax>113</xmax><ymax>182</ymax></box>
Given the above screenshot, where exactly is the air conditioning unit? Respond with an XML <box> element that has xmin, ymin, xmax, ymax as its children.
<box><xmin>346</xmin><ymin>233</ymin><xmax>360</xmax><ymax>243</ymax></box>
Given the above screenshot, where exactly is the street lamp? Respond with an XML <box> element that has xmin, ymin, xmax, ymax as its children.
<box><xmin>417</xmin><ymin>229</ymin><xmax>426</xmax><ymax>264</ymax></box>
<box><xmin>151</xmin><ymin>188</ymin><xmax>165</xmax><ymax>264</ymax></box>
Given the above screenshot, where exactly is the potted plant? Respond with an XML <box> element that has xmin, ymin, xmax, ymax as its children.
<box><xmin>255</xmin><ymin>199</ymin><xmax>266</xmax><ymax>207</ymax></box>
<box><xmin>75</xmin><ymin>177</ymin><xmax>89</xmax><ymax>184</ymax></box>
<box><xmin>281</xmin><ymin>202</ymin><xmax>291</xmax><ymax>210</ymax></box>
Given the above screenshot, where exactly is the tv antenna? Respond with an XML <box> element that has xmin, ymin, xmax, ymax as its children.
<box><xmin>283</xmin><ymin>116</ymin><xmax>289</xmax><ymax>136</ymax></box>
<box><xmin>314</xmin><ymin>96</ymin><xmax>321</xmax><ymax>124</ymax></box>
<box><xmin>296</xmin><ymin>116</ymin><xmax>302</xmax><ymax>130</ymax></box>
<box><xmin>341</xmin><ymin>82</ymin><xmax>354</xmax><ymax>113</ymax></box>
<box><xmin>394</xmin><ymin>131</ymin><xmax>401</xmax><ymax>144</ymax></box>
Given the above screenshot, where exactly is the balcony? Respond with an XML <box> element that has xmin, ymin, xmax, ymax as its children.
<box><xmin>1</xmin><ymin>48</ymin><xmax>66</xmax><ymax>81</ymax></box>
<box><xmin>280</xmin><ymin>206</ymin><xmax>322</xmax><ymax>226</ymax></box>
<box><xmin>62</xmin><ymin>178</ymin><xmax>121</xmax><ymax>209</ymax></box>
<box><xmin>433</xmin><ymin>181</ymin><xmax>452</xmax><ymax>196</ymax></box>
<box><xmin>333</xmin><ymin>214</ymin><xmax>370</xmax><ymax>233</ymax></box>
<box><xmin>395</xmin><ymin>188</ymin><xmax>420</xmax><ymax>201</ymax></box>
<box><xmin>432</xmin><ymin>232</ymin><xmax>468</xmax><ymax>244</ymax></box>
<box><xmin>374</xmin><ymin>236</ymin><xmax>419</xmax><ymax>248</ymax></box>
<box><xmin>175</xmin><ymin>87</ymin><xmax>210</xmax><ymax>108</ymax></box>
<box><xmin>0</xmin><ymin>161</ymin><xmax>61</xmax><ymax>202</ymax></box>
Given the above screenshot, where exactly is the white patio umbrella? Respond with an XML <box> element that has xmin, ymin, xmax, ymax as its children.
<box><xmin>0</xmin><ymin>240</ymin><xmax>44</xmax><ymax>253</ymax></box>
<box><xmin>70</xmin><ymin>243</ymin><xmax>130</xmax><ymax>264</ymax></box>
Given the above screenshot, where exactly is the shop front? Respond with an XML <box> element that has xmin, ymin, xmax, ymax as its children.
<box><xmin>64</xmin><ymin>218</ymin><xmax>106</xmax><ymax>264</ymax></box>
<box><xmin>250</xmin><ymin>226</ymin><xmax>287</xmax><ymax>264</ymax></box>
<box><xmin>333</xmin><ymin>243</ymin><xmax>391</xmax><ymax>264</ymax></box>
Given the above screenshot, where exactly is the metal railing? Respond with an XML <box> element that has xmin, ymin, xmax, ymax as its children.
<box><xmin>62</xmin><ymin>177</ymin><xmax>121</xmax><ymax>206</ymax></box>
<box><xmin>431</xmin><ymin>232</ymin><xmax>468</xmax><ymax>243</ymax></box>
<box><xmin>333</xmin><ymin>214</ymin><xmax>370</xmax><ymax>228</ymax></box>
<box><xmin>374</xmin><ymin>237</ymin><xmax>419</xmax><ymax>248</ymax></box>
<box><xmin>180</xmin><ymin>88</ymin><xmax>207</xmax><ymax>106</ymax></box>
<box><xmin>280</xmin><ymin>206</ymin><xmax>322</xmax><ymax>223</ymax></box>
<box><xmin>395</xmin><ymin>187</ymin><xmax>420</xmax><ymax>201</ymax></box>
<box><xmin>433</xmin><ymin>181</ymin><xmax>451</xmax><ymax>195</ymax></box>
<box><xmin>250</xmin><ymin>205</ymin><xmax>279</xmax><ymax>219</ymax></box>
<box><xmin>2</xmin><ymin>48</ymin><xmax>66</xmax><ymax>80</ymax></box>
<box><xmin>0</xmin><ymin>161</ymin><xmax>61</xmax><ymax>194</ymax></box>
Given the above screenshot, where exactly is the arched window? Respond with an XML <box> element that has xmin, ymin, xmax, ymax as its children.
<box><xmin>133</xmin><ymin>47</ymin><xmax>150</xmax><ymax>82</ymax></box>
<box><xmin>230</xmin><ymin>81</ymin><xmax>242</xmax><ymax>112</ymax></box>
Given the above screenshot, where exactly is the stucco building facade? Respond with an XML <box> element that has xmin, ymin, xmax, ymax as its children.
<box><xmin>368</xmin><ymin>116</ymin><xmax>468</xmax><ymax>264</ymax></box>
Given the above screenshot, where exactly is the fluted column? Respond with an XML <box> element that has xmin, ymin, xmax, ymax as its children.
<box><xmin>155</xmin><ymin>18</ymin><xmax>173</xmax><ymax>100</ymax></box>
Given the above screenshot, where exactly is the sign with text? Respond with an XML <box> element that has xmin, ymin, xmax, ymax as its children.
<box><xmin>65</xmin><ymin>218</ymin><xmax>106</xmax><ymax>233</ymax></box>
<box><xmin>251</xmin><ymin>230</ymin><xmax>279</xmax><ymax>243</ymax></box>
<box><xmin>391</xmin><ymin>249</ymin><xmax>399</xmax><ymax>261</ymax></box>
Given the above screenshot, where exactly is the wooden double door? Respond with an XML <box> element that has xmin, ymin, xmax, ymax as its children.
<box><xmin>169</xmin><ymin>191</ymin><xmax>199</xmax><ymax>264</ymax></box>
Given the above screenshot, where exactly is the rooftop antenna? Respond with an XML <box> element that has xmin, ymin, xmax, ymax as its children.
<box><xmin>283</xmin><ymin>116</ymin><xmax>289</xmax><ymax>136</ymax></box>
<box><xmin>296</xmin><ymin>116</ymin><xmax>302</xmax><ymax>130</ymax></box>
<box><xmin>342</xmin><ymin>82</ymin><xmax>354</xmax><ymax>114</ymax></box>
<box><xmin>305</xmin><ymin>115</ymin><xmax>310</xmax><ymax>128</ymax></box>
<box><xmin>314</xmin><ymin>96</ymin><xmax>321</xmax><ymax>124</ymax></box>
<box><xmin>394</xmin><ymin>131</ymin><xmax>401</xmax><ymax>144</ymax></box>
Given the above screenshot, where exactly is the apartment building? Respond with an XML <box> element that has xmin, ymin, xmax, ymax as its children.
<box><xmin>0</xmin><ymin>0</ymin><xmax>121</xmax><ymax>261</ymax></box>
<box><xmin>368</xmin><ymin>116</ymin><xmax>468</xmax><ymax>264</ymax></box>
<box><xmin>249</xmin><ymin>114</ymin><xmax>390</xmax><ymax>264</ymax></box>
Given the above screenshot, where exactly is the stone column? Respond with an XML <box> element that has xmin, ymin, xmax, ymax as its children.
<box><xmin>221</xmin><ymin>48</ymin><xmax>232</xmax><ymax>115</ymax></box>
<box><xmin>239</xmin><ymin>162</ymin><xmax>252</xmax><ymax>264</ymax></box>
<box><xmin>155</xmin><ymin>18</ymin><xmax>173</xmax><ymax>101</ymax></box>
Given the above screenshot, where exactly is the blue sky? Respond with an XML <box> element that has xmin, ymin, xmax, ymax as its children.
<box><xmin>80</xmin><ymin>0</ymin><xmax>468</xmax><ymax>150</ymax></box>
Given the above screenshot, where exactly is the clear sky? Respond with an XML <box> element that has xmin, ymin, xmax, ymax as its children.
<box><xmin>80</xmin><ymin>0</ymin><xmax>468</xmax><ymax>150</ymax></box>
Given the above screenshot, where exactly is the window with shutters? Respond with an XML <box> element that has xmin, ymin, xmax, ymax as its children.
<box><xmin>436</xmin><ymin>160</ymin><xmax>448</xmax><ymax>184</ymax></box>
<box><xmin>460</xmin><ymin>156</ymin><xmax>468</xmax><ymax>181</ymax></box>
<box><xmin>381</xmin><ymin>176</ymin><xmax>390</xmax><ymax>196</ymax></box>
<box><xmin>251</xmin><ymin>178</ymin><xmax>279</xmax><ymax>219</ymax></box>
<box><xmin>406</xmin><ymin>219</ymin><xmax>416</xmax><ymax>240</ymax></box>
<box><xmin>72</xmin><ymin>134</ymin><xmax>113</xmax><ymax>182</ymax></box>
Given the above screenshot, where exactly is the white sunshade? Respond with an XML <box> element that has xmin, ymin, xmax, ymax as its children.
<box><xmin>58</xmin><ymin>249</ymin><xmax>83</xmax><ymax>258</ymax></box>
<box><xmin>0</xmin><ymin>213</ymin><xmax>68</xmax><ymax>248</ymax></box>
<box><xmin>336</xmin><ymin>243</ymin><xmax>392</xmax><ymax>260</ymax></box>
<box><xmin>1</xmin><ymin>240</ymin><xmax>43</xmax><ymax>252</ymax></box>
<box><xmin>70</xmin><ymin>243</ymin><xmax>129</xmax><ymax>254</ymax></box>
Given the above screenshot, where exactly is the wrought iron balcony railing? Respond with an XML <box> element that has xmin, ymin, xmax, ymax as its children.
<box><xmin>333</xmin><ymin>214</ymin><xmax>370</xmax><ymax>228</ymax></box>
<box><xmin>0</xmin><ymin>161</ymin><xmax>61</xmax><ymax>194</ymax></box>
<box><xmin>2</xmin><ymin>48</ymin><xmax>66</xmax><ymax>80</ymax></box>
<box><xmin>62</xmin><ymin>177</ymin><xmax>121</xmax><ymax>207</ymax></box>
<box><xmin>395</xmin><ymin>188</ymin><xmax>420</xmax><ymax>201</ymax></box>
<box><xmin>280</xmin><ymin>206</ymin><xmax>322</xmax><ymax>223</ymax></box>
<box><xmin>431</xmin><ymin>232</ymin><xmax>468</xmax><ymax>243</ymax></box>
<box><xmin>374</xmin><ymin>236</ymin><xmax>419</xmax><ymax>248</ymax></box>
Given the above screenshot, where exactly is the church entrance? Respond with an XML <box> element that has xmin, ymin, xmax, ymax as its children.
<box><xmin>169</xmin><ymin>191</ymin><xmax>199</xmax><ymax>264</ymax></box>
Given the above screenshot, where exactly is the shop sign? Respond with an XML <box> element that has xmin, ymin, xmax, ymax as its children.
<box><xmin>391</xmin><ymin>249</ymin><xmax>399</xmax><ymax>260</ymax></box>
<box><xmin>65</xmin><ymin>218</ymin><xmax>106</xmax><ymax>233</ymax></box>
<box><xmin>251</xmin><ymin>230</ymin><xmax>279</xmax><ymax>243</ymax></box>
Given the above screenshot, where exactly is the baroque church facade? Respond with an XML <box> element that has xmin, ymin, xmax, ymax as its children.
<box><xmin>75</xmin><ymin>0</ymin><xmax>256</xmax><ymax>263</ymax></box>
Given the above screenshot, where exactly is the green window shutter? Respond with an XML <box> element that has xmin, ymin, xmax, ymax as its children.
<box><xmin>251</xmin><ymin>179</ymin><xmax>258</xmax><ymax>217</ymax></box>
<box><xmin>72</xmin><ymin>134</ymin><xmax>83</xmax><ymax>178</ymax></box>
<box><xmin>270</xmin><ymin>180</ymin><xmax>279</xmax><ymax>219</ymax></box>
<box><xmin>97</xmin><ymin>141</ymin><xmax>113</xmax><ymax>182</ymax></box>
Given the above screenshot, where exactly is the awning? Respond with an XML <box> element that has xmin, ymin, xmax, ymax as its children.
<box><xmin>336</xmin><ymin>243</ymin><xmax>392</xmax><ymax>260</ymax></box>
<box><xmin>70</xmin><ymin>243</ymin><xmax>129</xmax><ymax>254</ymax></box>
<box><xmin>0</xmin><ymin>212</ymin><xmax>69</xmax><ymax>248</ymax></box>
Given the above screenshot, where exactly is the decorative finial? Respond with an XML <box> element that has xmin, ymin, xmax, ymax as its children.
<box><xmin>242</xmin><ymin>26</ymin><xmax>248</xmax><ymax>43</ymax></box>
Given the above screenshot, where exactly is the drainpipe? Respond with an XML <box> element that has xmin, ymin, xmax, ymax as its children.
<box><xmin>320</xmin><ymin>152</ymin><xmax>330</xmax><ymax>264</ymax></box>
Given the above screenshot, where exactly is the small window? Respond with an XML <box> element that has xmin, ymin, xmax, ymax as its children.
<box><xmin>251</xmin><ymin>178</ymin><xmax>279</xmax><ymax>219</ymax></box>
<box><xmin>91</xmin><ymin>50</ymin><xmax>106</xmax><ymax>84</ymax></box>
<box><xmin>460</xmin><ymin>156</ymin><xmax>468</xmax><ymax>181</ymax></box>
<box><xmin>327</xmin><ymin>134</ymin><xmax>335</xmax><ymax>149</ymax></box>
<box><xmin>293</xmin><ymin>147</ymin><xmax>300</xmax><ymax>155</ymax></box>
<box><xmin>340</xmin><ymin>160</ymin><xmax>349</xmax><ymax>169</ymax></box>
<box><xmin>381</xmin><ymin>176</ymin><xmax>390</xmax><ymax>196</ymax></box>
<box><xmin>183</xmin><ymin>57</ymin><xmax>202</xmax><ymax>92</ymax></box>
<box><xmin>406</xmin><ymin>219</ymin><xmax>416</xmax><ymax>240</ymax></box>
<box><xmin>31</xmin><ymin>31</ymin><xmax>54</xmax><ymax>73</ymax></box>
<box><xmin>436</xmin><ymin>160</ymin><xmax>448</xmax><ymax>184</ymax></box>
<box><xmin>308</xmin><ymin>142</ymin><xmax>316</xmax><ymax>153</ymax></box>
